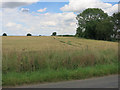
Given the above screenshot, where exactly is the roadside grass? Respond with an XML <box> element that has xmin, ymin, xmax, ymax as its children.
<box><xmin>2</xmin><ymin>36</ymin><xmax>118</xmax><ymax>86</ymax></box>
<box><xmin>3</xmin><ymin>63</ymin><xmax>118</xmax><ymax>86</ymax></box>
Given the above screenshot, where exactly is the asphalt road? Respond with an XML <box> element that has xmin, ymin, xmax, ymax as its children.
<box><xmin>14</xmin><ymin>75</ymin><xmax>119</xmax><ymax>88</ymax></box>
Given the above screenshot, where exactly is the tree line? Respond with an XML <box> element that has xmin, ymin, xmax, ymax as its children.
<box><xmin>2</xmin><ymin>32</ymin><xmax>74</xmax><ymax>37</ymax></box>
<box><xmin>2</xmin><ymin>33</ymin><xmax>56</xmax><ymax>36</ymax></box>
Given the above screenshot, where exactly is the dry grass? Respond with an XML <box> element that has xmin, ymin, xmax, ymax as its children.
<box><xmin>2</xmin><ymin>36</ymin><xmax>119</xmax><ymax>86</ymax></box>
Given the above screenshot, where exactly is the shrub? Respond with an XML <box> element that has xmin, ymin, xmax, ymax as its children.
<box><xmin>27</xmin><ymin>33</ymin><xmax>32</xmax><ymax>36</ymax></box>
<box><xmin>52</xmin><ymin>32</ymin><xmax>57</xmax><ymax>36</ymax></box>
<box><xmin>2</xmin><ymin>33</ymin><xmax>7</xmax><ymax>36</ymax></box>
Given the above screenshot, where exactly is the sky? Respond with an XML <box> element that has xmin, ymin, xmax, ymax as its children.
<box><xmin>0</xmin><ymin>0</ymin><xmax>119</xmax><ymax>36</ymax></box>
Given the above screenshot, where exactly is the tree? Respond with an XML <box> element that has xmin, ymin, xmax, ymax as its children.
<box><xmin>27</xmin><ymin>33</ymin><xmax>32</xmax><ymax>36</ymax></box>
<box><xmin>76</xmin><ymin>8</ymin><xmax>108</xmax><ymax>39</ymax></box>
<box><xmin>84</xmin><ymin>20</ymin><xmax>98</xmax><ymax>39</ymax></box>
<box><xmin>96</xmin><ymin>19</ymin><xmax>114</xmax><ymax>41</ymax></box>
<box><xmin>76</xmin><ymin>27</ymin><xmax>85</xmax><ymax>37</ymax></box>
<box><xmin>76</xmin><ymin>8</ymin><xmax>108</xmax><ymax>28</ymax></box>
<box><xmin>52</xmin><ymin>32</ymin><xmax>57</xmax><ymax>36</ymax></box>
<box><xmin>2</xmin><ymin>33</ymin><xmax>7</xmax><ymax>36</ymax></box>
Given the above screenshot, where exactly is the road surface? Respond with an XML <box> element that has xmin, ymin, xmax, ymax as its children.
<box><xmin>14</xmin><ymin>75</ymin><xmax>119</xmax><ymax>88</ymax></box>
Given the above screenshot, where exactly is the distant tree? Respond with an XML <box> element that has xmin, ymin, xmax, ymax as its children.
<box><xmin>2</xmin><ymin>33</ymin><xmax>7</xmax><ymax>36</ymax></box>
<box><xmin>27</xmin><ymin>33</ymin><xmax>32</xmax><ymax>36</ymax></box>
<box><xmin>52</xmin><ymin>32</ymin><xmax>57</xmax><ymax>36</ymax></box>
<box><xmin>58</xmin><ymin>35</ymin><xmax>74</xmax><ymax>37</ymax></box>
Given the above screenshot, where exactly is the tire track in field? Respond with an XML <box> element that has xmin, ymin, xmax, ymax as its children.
<box><xmin>52</xmin><ymin>37</ymin><xmax>76</xmax><ymax>47</ymax></box>
<box><xmin>52</xmin><ymin>37</ymin><xmax>87</xmax><ymax>49</ymax></box>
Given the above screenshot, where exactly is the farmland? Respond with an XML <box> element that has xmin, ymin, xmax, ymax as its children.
<box><xmin>2</xmin><ymin>36</ymin><xmax>119</xmax><ymax>86</ymax></box>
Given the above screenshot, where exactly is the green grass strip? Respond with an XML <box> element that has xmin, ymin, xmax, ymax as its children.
<box><xmin>3</xmin><ymin>63</ymin><xmax>118</xmax><ymax>86</ymax></box>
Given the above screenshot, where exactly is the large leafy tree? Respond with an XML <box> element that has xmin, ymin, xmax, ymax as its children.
<box><xmin>76</xmin><ymin>8</ymin><xmax>115</xmax><ymax>41</ymax></box>
<box><xmin>76</xmin><ymin>8</ymin><xmax>108</xmax><ymax>37</ymax></box>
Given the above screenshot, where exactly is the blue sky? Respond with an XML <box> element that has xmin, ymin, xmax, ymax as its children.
<box><xmin>20</xmin><ymin>2</ymin><xmax>117</xmax><ymax>14</ymax></box>
<box><xmin>20</xmin><ymin>2</ymin><xmax>69</xmax><ymax>13</ymax></box>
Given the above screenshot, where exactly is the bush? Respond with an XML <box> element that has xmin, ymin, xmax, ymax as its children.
<box><xmin>58</xmin><ymin>35</ymin><xmax>75</xmax><ymax>37</ymax></box>
<box><xmin>52</xmin><ymin>32</ymin><xmax>57</xmax><ymax>36</ymax></box>
<box><xmin>27</xmin><ymin>33</ymin><xmax>32</xmax><ymax>36</ymax></box>
<box><xmin>2</xmin><ymin>33</ymin><xmax>7</xmax><ymax>36</ymax></box>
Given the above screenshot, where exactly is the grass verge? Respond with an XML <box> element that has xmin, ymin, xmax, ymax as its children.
<box><xmin>3</xmin><ymin>63</ymin><xmax>118</xmax><ymax>86</ymax></box>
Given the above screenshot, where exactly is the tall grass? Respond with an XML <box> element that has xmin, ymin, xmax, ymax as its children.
<box><xmin>3</xmin><ymin>49</ymin><xmax>118</xmax><ymax>73</ymax></box>
<box><xmin>2</xmin><ymin>36</ymin><xmax>119</xmax><ymax>86</ymax></box>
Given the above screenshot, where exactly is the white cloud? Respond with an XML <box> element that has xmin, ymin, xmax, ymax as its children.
<box><xmin>37</xmin><ymin>8</ymin><xmax>47</xmax><ymax>12</ymax></box>
<box><xmin>6</xmin><ymin>22</ymin><xmax>17</xmax><ymax>27</ymax></box>
<box><xmin>1</xmin><ymin>0</ymin><xmax>39</xmax><ymax>2</ymax></box>
<box><xmin>6</xmin><ymin>22</ymin><xmax>23</xmax><ymax>29</ymax></box>
<box><xmin>104</xmin><ymin>4</ymin><xmax>118</xmax><ymax>15</ymax></box>
<box><xmin>44</xmin><ymin>13</ymin><xmax>50</xmax><ymax>15</ymax></box>
<box><xmin>1</xmin><ymin>0</ymin><xmax>40</xmax><ymax>8</ymax></box>
<box><xmin>21</xmin><ymin>8</ymin><xmax>29</xmax><ymax>12</ymax></box>
<box><xmin>60</xmin><ymin>0</ymin><xmax>119</xmax><ymax>15</ymax></box>
<box><xmin>2</xmin><ymin>8</ymin><xmax>77</xmax><ymax>35</ymax></box>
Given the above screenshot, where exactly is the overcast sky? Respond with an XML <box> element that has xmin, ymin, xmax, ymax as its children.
<box><xmin>0</xmin><ymin>0</ymin><xmax>119</xmax><ymax>36</ymax></box>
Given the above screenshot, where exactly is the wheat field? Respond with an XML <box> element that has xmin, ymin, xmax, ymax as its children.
<box><xmin>2</xmin><ymin>36</ymin><xmax>119</xmax><ymax>86</ymax></box>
